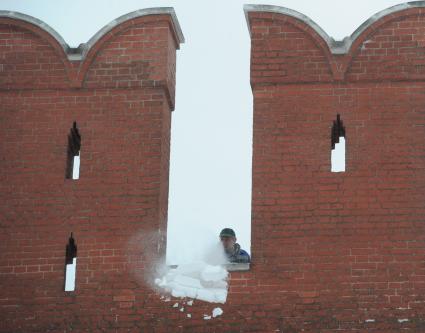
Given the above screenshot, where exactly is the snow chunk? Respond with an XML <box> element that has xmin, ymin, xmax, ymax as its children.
<box><xmin>186</xmin><ymin>300</ymin><xmax>193</xmax><ymax>306</ymax></box>
<box><xmin>203</xmin><ymin>315</ymin><xmax>212</xmax><ymax>320</ymax></box>
<box><xmin>212</xmin><ymin>307</ymin><xmax>223</xmax><ymax>318</ymax></box>
<box><xmin>172</xmin><ymin>303</ymin><xmax>179</xmax><ymax>308</ymax></box>
<box><xmin>174</xmin><ymin>274</ymin><xmax>203</xmax><ymax>289</ymax></box>
<box><xmin>398</xmin><ymin>318</ymin><xmax>409</xmax><ymax>323</ymax></box>
<box><xmin>155</xmin><ymin>261</ymin><xmax>229</xmax><ymax>303</ymax></box>
<box><xmin>187</xmin><ymin>314</ymin><xmax>191</xmax><ymax>318</ymax></box>
<box><xmin>201</xmin><ymin>265</ymin><xmax>228</xmax><ymax>282</ymax></box>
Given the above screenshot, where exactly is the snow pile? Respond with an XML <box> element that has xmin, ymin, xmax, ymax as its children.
<box><xmin>203</xmin><ymin>308</ymin><xmax>223</xmax><ymax>320</ymax></box>
<box><xmin>153</xmin><ymin>241</ymin><xmax>229</xmax><ymax>319</ymax></box>
<box><xmin>155</xmin><ymin>261</ymin><xmax>228</xmax><ymax>303</ymax></box>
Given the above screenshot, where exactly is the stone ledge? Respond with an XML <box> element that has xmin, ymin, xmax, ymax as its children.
<box><xmin>225</xmin><ymin>263</ymin><xmax>250</xmax><ymax>271</ymax></box>
<box><xmin>168</xmin><ymin>263</ymin><xmax>250</xmax><ymax>272</ymax></box>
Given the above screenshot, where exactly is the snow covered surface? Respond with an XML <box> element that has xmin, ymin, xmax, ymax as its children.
<box><xmin>155</xmin><ymin>261</ymin><xmax>229</xmax><ymax>303</ymax></box>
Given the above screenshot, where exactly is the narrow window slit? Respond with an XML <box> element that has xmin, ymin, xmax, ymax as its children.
<box><xmin>331</xmin><ymin>114</ymin><xmax>346</xmax><ymax>172</ymax></box>
<box><xmin>64</xmin><ymin>233</ymin><xmax>77</xmax><ymax>292</ymax></box>
<box><xmin>66</xmin><ymin>121</ymin><xmax>81</xmax><ymax>179</ymax></box>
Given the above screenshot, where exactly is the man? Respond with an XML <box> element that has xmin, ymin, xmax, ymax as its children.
<box><xmin>219</xmin><ymin>228</ymin><xmax>250</xmax><ymax>263</ymax></box>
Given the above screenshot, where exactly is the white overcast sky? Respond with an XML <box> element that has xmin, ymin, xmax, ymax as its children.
<box><xmin>1</xmin><ymin>0</ymin><xmax>403</xmax><ymax>264</ymax></box>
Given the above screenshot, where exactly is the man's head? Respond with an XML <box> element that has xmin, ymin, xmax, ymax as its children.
<box><xmin>219</xmin><ymin>228</ymin><xmax>236</xmax><ymax>253</ymax></box>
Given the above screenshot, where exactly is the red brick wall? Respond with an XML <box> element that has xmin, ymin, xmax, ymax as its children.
<box><xmin>3</xmin><ymin>4</ymin><xmax>425</xmax><ymax>333</ymax></box>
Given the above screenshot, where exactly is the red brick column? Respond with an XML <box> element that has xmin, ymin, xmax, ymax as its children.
<box><xmin>0</xmin><ymin>9</ymin><xmax>184</xmax><ymax>332</ymax></box>
<box><xmin>244</xmin><ymin>3</ymin><xmax>425</xmax><ymax>332</ymax></box>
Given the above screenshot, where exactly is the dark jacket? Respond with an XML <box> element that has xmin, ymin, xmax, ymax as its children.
<box><xmin>226</xmin><ymin>243</ymin><xmax>251</xmax><ymax>263</ymax></box>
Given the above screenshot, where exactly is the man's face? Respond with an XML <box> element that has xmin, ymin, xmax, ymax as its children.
<box><xmin>220</xmin><ymin>236</ymin><xmax>236</xmax><ymax>253</ymax></box>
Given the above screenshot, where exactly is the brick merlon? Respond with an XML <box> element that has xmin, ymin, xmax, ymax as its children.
<box><xmin>244</xmin><ymin>1</ymin><xmax>425</xmax><ymax>55</ymax></box>
<box><xmin>0</xmin><ymin>7</ymin><xmax>185</xmax><ymax>61</ymax></box>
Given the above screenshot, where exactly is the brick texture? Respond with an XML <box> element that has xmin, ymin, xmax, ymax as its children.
<box><xmin>3</xmin><ymin>4</ymin><xmax>425</xmax><ymax>333</ymax></box>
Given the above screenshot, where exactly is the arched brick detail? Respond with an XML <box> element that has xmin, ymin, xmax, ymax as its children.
<box><xmin>345</xmin><ymin>7</ymin><xmax>425</xmax><ymax>81</ymax></box>
<box><xmin>76</xmin><ymin>10</ymin><xmax>184</xmax><ymax>95</ymax></box>
<box><xmin>245</xmin><ymin>8</ymin><xmax>335</xmax><ymax>85</ymax></box>
<box><xmin>0</xmin><ymin>9</ymin><xmax>184</xmax><ymax>108</ymax></box>
<box><xmin>0</xmin><ymin>12</ymin><xmax>73</xmax><ymax>88</ymax></box>
<box><xmin>245</xmin><ymin>2</ymin><xmax>425</xmax><ymax>82</ymax></box>
<box><xmin>79</xmin><ymin>15</ymin><xmax>177</xmax><ymax>106</ymax></box>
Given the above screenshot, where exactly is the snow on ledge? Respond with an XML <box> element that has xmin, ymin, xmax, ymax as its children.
<box><xmin>169</xmin><ymin>262</ymin><xmax>250</xmax><ymax>272</ymax></box>
<box><xmin>225</xmin><ymin>263</ymin><xmax>250</xmax><ymax>271</ymax></box>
